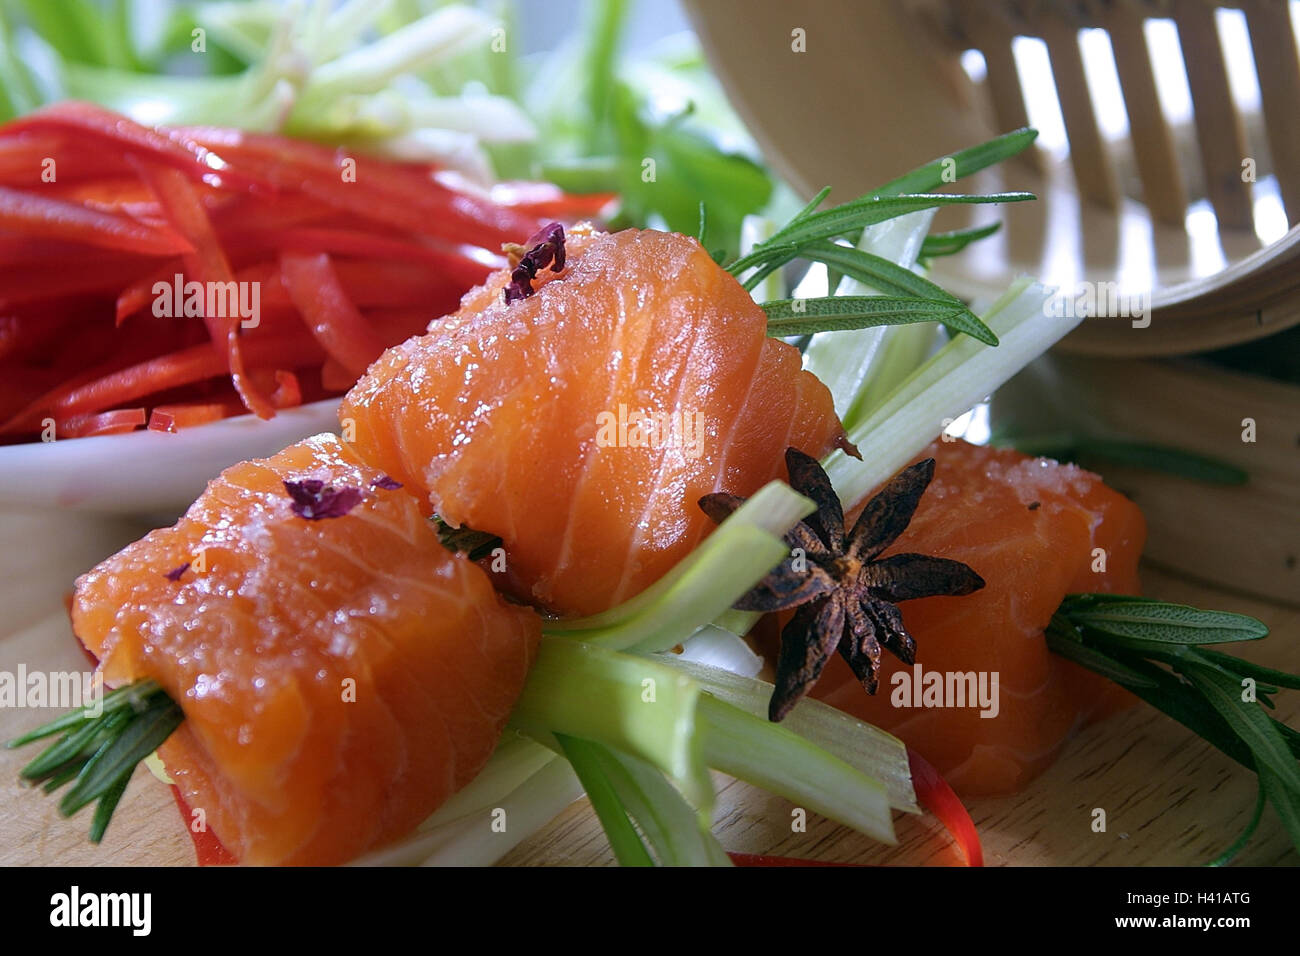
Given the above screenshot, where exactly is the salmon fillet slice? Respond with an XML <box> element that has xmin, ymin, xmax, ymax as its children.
<box><xmin>341</xmin><ymin>227</ymin><xmax>847</xmax><ymax>616</ymax></box>
<box><xmin>791</xmin><ymin>439</ymin><xmax>1146</xmax><ymax>796</ymax></box>
<box><xmin>71</xmin><ymin>433</ymin><xmax>541</xmax><ymax>865</ymax></box>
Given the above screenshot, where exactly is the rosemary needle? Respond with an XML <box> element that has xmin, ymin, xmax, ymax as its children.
<box><xmin>8</xmin><ymin>679</ymin><xmax>182</xmax><ymax>843</ymax></box>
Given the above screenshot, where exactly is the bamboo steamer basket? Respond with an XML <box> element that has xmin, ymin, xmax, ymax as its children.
<box><xmin>687</xmin><ymin>0</ymin><xmax>1300</xmax><ymax>601</ymax></box>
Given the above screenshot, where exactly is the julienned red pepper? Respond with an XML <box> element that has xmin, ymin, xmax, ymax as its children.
<box><xmin>132</xmin><ymin>160</ymin><xmax>277</xmax><ymax>421</ymax></box>
<box><xmin>0</xmin><ymin>103</ymin><xmax>597</xmax><ymax>442</ymax></box>
<box><xmin>908</xmin><ymin>746</ymin><xmax>984</xmax><ymax>867</ymax></box>
<box><xmin>0</xmin><ymin>185</ymin><xmax>193</xmax><ymax>257</ymax></box>
<box><xmin>170</xmin><ymin>787</ymin><xmax>237</xmax><ymax>866</ymax></box>
<box><xmin>280</xmin><ymin>251</ymin><xmax>389</xmax><ymax>378</ymax></box>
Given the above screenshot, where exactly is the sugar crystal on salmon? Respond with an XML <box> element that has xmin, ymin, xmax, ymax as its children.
<box><xmin>70</xmin><ymin>433</ymin><xmax>541</xmax><ymax>865</ymax></box>
<box><xmin>341</xmin><ymin>226</ymin><xmax>849</xmax><ymax>617</ymax></box>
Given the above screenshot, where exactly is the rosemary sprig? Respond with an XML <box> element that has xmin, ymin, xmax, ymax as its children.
<box><xmin>726</xmin><ymin>191</ymin><xmax>1034</xmax><ymax>281</ymax></box>
<box><xmin>1048</xmin><ymin>593</ymin><xmax>1299</xmax><ymax>863</ymax></box>
<box><xmin>7</xmin><ymin>678</ymin><xmax>182</xmax><ymax>842</ymax></box>
<box><xmin>727</xmin><ymin>128</ymin><xmax>1038</xmax><ymax>346</ymax></box>
<box><xmin>919</xmin><ymin>222</ymin><xmax>1002</xmax><ymax>260</ymax></box>
<box><xmin>761</xmin><ymin>296</ymin><xmax>979</xmax><ymax>340</ymax></box>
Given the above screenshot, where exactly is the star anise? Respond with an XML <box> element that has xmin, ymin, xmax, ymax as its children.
<box><xmin>699</xmin><ymin>448</ymin><xmax>985</xmax><ymax>722</ymax></box>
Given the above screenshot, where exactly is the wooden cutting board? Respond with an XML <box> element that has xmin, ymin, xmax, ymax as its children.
<box><xmin>1</xmin><ymin>510</ymin><xmax>1295</xmax><ymax>867</ymax></box>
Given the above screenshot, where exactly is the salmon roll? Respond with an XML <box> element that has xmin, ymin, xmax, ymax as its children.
<box><xmin>800</xmin><ymin>439</ymin><xmax>1146</xmax><ymax>796</ymax></box>
<box><xmin>71</xmin><ymin>433</ymin><xmax>541</xmax><ymax>865</ymax></box>
<box><xmin>341</xmin><ymin>225</ymin><xmax>848</xmax><ymax>617</ymax></box>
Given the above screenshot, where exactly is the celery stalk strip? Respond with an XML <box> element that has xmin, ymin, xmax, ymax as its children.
<box><xmin>556</xmin><ymin>734</ymin><xmax>655</xmax><ymax>866</ymax></box>
<box><xmin>661</xmin><ymin>656</ymin><xmax>918</xmax><ymax>813</ymax></box>
<box><xmin>569</xmin><ymin>738</ymin><xmax>732</xmax><ymax>866</ymax></box>
<box><xmin>696</xmin><ymin>695</ymin><xmax>897</xmax><ymax>846</ymax></box>
<box><xmin>826</xmin><ymin>278</ymin><xmax>1068</xmax><ymax>508</ymax></box>
<box><xmin>507</xmin><ymin>638</ymin><xmax>713</xmax><ymax>818</ymax></box>
<box><xmin>543</xmin><ymin>480</ymin><xmax>813</xmax><ymax>644</ymax></box>
<box><xmin>803</xmin><ymin>208</ymin><xmax>936</xmax><ymax>428</ymax></box>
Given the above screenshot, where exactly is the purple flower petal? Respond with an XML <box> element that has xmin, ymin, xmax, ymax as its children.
<box><xmin>503</xmin><ymin>222</ymin><xmax>566</xmax><ymax>304</ymax></box>
<box><xmin>163</xmin><ymin>562</ymin><xmax>191</xmax><ymax>581</ymax></box>
<box><xmin>370</xmin><ymin>475</ymin><xmax>403</xmax><ymax>490</ymax></box>
<box><xmin>283</xmin><ymin>479</ymin><xmax>365</xmax><ymax>520</ymax></box>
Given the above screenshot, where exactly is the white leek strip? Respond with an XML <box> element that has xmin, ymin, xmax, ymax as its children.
<box><xmin>375</xmin><ymin>127</ymin><xmax>495</xmax><ymax>184</ymax></box>
<box><xmin>194</xmin><ymin>1</ymin><xmax>287</xmax><ymax>64</ymax></box>
<box><xmin>414</xmin><ymin>759</ymin><xmax>584</xmax><ymax>867</ymax></box>
<box><xmin>416</xmin><ymin>733</ymin><xmax>556</xmax><ymax>830</ymax></box>
<box><xmin>826</xmin><ymin>278</ymin><xmax>1066</xmax><ymax>508</ymax></box>
<box><xmin>677</xmin><ymin>624</ymin><xmax>763</xmax><ymax>678</ymax></box>
<box><xmin>841</xmin><ymin>322</ymin><xmax>937</xmax><ymax>430</ymax></box>
<box><xmin>507</xmin><ymin>638</ymin><xmax>714</xmax><ymax>818</ymax></box>
<box><xmin>301</xmin><ymin>5</ymin><xmax>492</xmax><ymax>101</ymax></box>
<box><xmin>803</xmin><ymin>208</ymin><xmax>936</xmax><ymax>423</ymax></box>
<box><xmin>349</xmin><ymin>737</ymin><xmax>572</xmax><ymax>866</ymax></box>
<box><xmin>696</xmin><ymin>695</ymin><xmax>896</xmax><ymax>845</ymax></box>
<box><xmin>398</xmin><ymin>93</ymin><xmax>538</xmax><ymax>142</ymax></box>
<box><xmin>543</xmin><ymin>480</ymin><xmax>813</xmax><ymax>644</ymax></box>
<box><xmin>658</xmin><ymin>656</ymin><xmax>918</xmax><ymax>813</ymax></box>
<box><xmin>564</xmin><ymin>526</ymin><xmax>783</xmax><ymax>654</ymax></box>
<box><xmin>319</xmin><ymin>0</ymin><xmax>398</xmax><ymax>60</ymax></box>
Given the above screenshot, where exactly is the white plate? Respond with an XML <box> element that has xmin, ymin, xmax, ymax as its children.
<box><xmin>0</xmin><ymin>399</ymin><xmax>342</xmax><ymax>516</ymax></box>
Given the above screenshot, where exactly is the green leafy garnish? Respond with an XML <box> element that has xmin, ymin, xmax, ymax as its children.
<box><xmin>726</xmin><ymin>192</ymin><xmax>1033</xmax><ymax>282</ymax></box>
<box><xmin>762</xmin><ymin>295</ymin><xmax>993</xmax><ymax>343</ymax></box>
<box><xmin>1048</xmin><ymin>594</ymin><xmax>1299</xmax><ymax>863</ymax></box>
<box><xmin>434</xmin><ymin>517</ymin><xmax>502</xmax><ymax>562</ymax></box>
<box><xmin>919</xmin><ymin>222</ymin><xmax>1002</xmax><ymax>260</ymax></box>
<box><xmin>725</xmin><ymin>128</ymin><xmax>1038</xmax><ymax>348</ymax></box>
<box><xmin>8</xmin><ymin>678</ymin><xmax>182</xmax><ymax>843</ymax></box>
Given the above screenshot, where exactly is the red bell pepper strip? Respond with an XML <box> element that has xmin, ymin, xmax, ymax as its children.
<box><xmin>9</xmin><ymin>102</ymin><xmax>266</xmax><ymax>191</ymax></box>
<box><xmin>148</xmin><ymin>399</ymin><xmax>250</xmax><ymax>432</ymax></box>
<box><xmin>58</xmin><ymin>407</ymin><xmax>147</xmax><ymax>438</ymax></box>
<box><xmin>0</xmin><ymin>184</ymin><xmax>192</xmax><ymax>257</ymax></box>
<box><xmin>908</xmin><ymin>747</ymin><xmax>983</xmax><ymax>867</ymax></box>
<box><xmin>1</xmin><ymin>332</ymin><xmax>325</xmax><ymax>434</ymax></box>
<box><xmin>133</xmin><ymin>160</ymin><xmax>276</xmax><ymax>419</ymax></box>
<box><xmin>270</xmin><ymin>369</ymin><xmax>302</xmax><ymax>409</ymax></box>
<box><xmin>280</xmin><ymin>250</ymin><xmax>391</xmax><ymax>378</ymax></box>
<box><xmin>169</xmin><ymin>787</ymin><xmax>237</xmax><ymax>866</ymax></box>
<box><xmin>488</xmin><ymin>180</ymin><xmax>618</xmax><ymax>220</ymax></box>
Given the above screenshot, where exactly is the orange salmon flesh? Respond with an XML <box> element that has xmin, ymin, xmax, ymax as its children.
<box><xmin>341</xmin><ymin>226</ymin><xmax>847</xmax><ymax>617</ymax></box>
<box><xmin>71</xmin><ymin>434</ymin><xmax>541</xmax><ymax>865</ymax></box>
<box><xmin>771</xmin><ymin>439</ymin><xmax>1147</xmax><ymax>796</ymax></box>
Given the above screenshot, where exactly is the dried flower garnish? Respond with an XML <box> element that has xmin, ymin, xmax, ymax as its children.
<box><xmin>283</xmin><ymin>479</ymin><xmax>364</xmax><ymax>520</ymax></box>
<box><xmin>163</xmin><ymin>562</ymin><xmax>190</xmax><ymax>581</ymax></box>
<box><xmin>503</xmin><ymin>222</ymin><xmax>566</xmax><ymax>304</ymax></box>
<box><xmin>700</xmin><ymin>448</ymin><xmax>984</xmax><ymax>721</ymax></box>
<box><xmin>370</xmin><ymin>475</ymin><xmax>403</xmax><ymax>490</ymax></box>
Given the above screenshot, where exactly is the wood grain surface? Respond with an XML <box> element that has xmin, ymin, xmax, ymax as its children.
<box><xmin>1</xmin><ymin>544</ymin><xmax>1295</xmax><ymax>867</ymax></box>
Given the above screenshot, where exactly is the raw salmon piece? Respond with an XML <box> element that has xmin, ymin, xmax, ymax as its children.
<box><xmin>787</xmin><ymin>439</ymin><xmax>1146</xmax><ymax>796</ymax></box>
<box><xmin>71</xmin><ymin>433</ymin><xmax>540</xmax><ymax>865</ymax></box>
<box><xmin>341</xmin><ymin>227</ymin><xmax>847</xmax><ymax>616</ymax></box>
